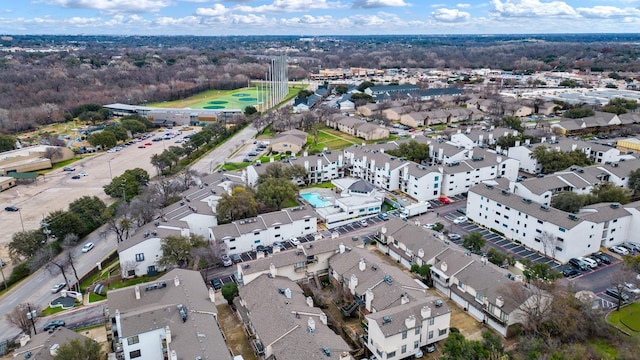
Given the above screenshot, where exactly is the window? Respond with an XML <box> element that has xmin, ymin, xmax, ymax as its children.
<box><xmin>415</xmin><ymin>327</ymin><xmax>420</xmax><ymax>335</ymax></box>
<box><xmin>401</xmin><ymin>345</ymin><xmax>407</xmax><ymax>354</ymax></box>
<box><xmin>414</xmin><ymin>340</ymin><xmax>419</xmax><ymax>349</ymax></box>
<box><xmin>388</xmin><ymin>351</ymin><xmax>396</xmax><ymax>358</ymax></box>
<box><xmin>402</xmin><ymin>330</ymin><xmax>407</xmax><ymax>339</ymax></box>
<box><xmin>537</xmin><ymin>220</ymin><xmax>543</xmax><ymax>224</ymax></box>
<box><xmin>127</xmin><ymin>336</ymin><xmax>139</xmax><ymax>345</ymax></box>
<box><xmin>305</xmin><ymin>219</ymin><xmax>310</xmax><ymax>222</ymax></box>
<box><xmin>475</xmin><ymin>293</ymin><xmax>484</xmax><ymax>302</ymax></box>
<box><xmin>254</xmin><ymin>231</ymin><xmax>260</xmax><ymax>235</ymax></box>
<box><xmin>559</xmin><ymin>227</ymin><xmax>566</xmax><ymax>232</ymax></box>
<box><xmin>254</xmin><ymin>240</ymin><xmax>260</xmax><ymax>244</ymax></box>
<box><xmin>429</xmin><ymin>318</ymin><xmax>434</xmax><ymax>325</ymax></box>
<box><xmin>274</xmin><ymin>226</ymin><xmax>280</xmax><ymax>230</ymax></box>
<box><xmin>439</xmin><ymin>328</ymin><xmax>447</xmax><ymax>336</ymax></box>
<box><xmin>304</xmin><ymin>226</ymin><xmax>310</xmax><ymax>230</ymax></box>
<box><xmin>135</xmin><ymin>253</ymin><xmax>144</xmax><ymax>262</ymax></box>
<box><xmin>129</xmin><ymin>350</ymin><xmax>141</xmax><ymax>358</ymax></box>
<box><xmin>428</xmin><ymin>330</ymin><xmax>434</xmax><ymax>339</ymax></box>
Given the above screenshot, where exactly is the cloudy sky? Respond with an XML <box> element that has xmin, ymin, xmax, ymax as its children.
<box><xmin>2</xmin><ymin>0</ymin><xmax>640</xmax><ymax>36</ymax></box>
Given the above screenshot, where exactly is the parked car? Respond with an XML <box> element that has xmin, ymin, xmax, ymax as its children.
<box><xmin>221</xmin><ymin>255</ymin><xmax>233</xmax><ymax>267</ymax></box>
<box><xmin>78</xmin><ymin>172</ymin><xmax>88</xmax><ymax>177</ymax></box>
<box><xmin>230</xmin><ymin>254</ymin><xmax>242</xmax><ymax>263</ymax></box>
<box><xmin>377</xmin><ymin>213</ymin><xmax>389</xmax><ymax>221</ymax></box>
<box><xmin>562</xmin><ymin>268</ymin><xmax>579</xmax><ymax>277</ymax></box>
<box><xmin>579</xmin><ymin>256</ymin><xmax>598</xmax><ymax>269</ymax></box>
<box><xmin>256</xmin><ymin>245</ymin><xmax>266</xmax><ymax>253</ymax></box>
<box><xmin>448</xmin><ymin>233</ymin><xmax>461</xmax><ymax>241</ymax></box>
<box><xmin>360</xmin><ymin>219</ymin><xmax>368</xmax><ymax>227</ymax></box>
<box><xmin>422</xmin><ymin>223</ymin><xmax>434</xmax><ymax>229</ymax></box>
<box><xmin>289</xmin><ymin>237</ymin><xmax>300</xmax><ymax>246</ymax></box>
<box><xmin>5</xmin><ymin>205</ymin><xmax>19</xmax><ymax>212</ymax></box>
<box><xmin>210</xmin><ymin>278</ymin><xmax>222</xmax><ymax>290</ymax></box>
<box><xmin>438</xmin><ymin>196</ymin><xmax>451</xmax><ymax>204</ymax></box>
<box><xmin>71</xmin><ymin>175</ymin><xmax>81</xmax><ymax>180</ymax></box>
<box><xmin>624</xmin><ymin>282</ymin><xmax>640</xmax><ymax>295</ymax></box>
<box><xmin>248</xmin><ymin>151</ymin><xmax>258</xmax><ymax>156</ymax></box>
<box><xmin>453</xmin><ymin>216</ymin><xmax>467</xmax><ymax>224</ymax></box>
<box><xmin>592</xmin><ymin>252</ymin><xmax>612</xmax><ymax>264</ymax></box>
<box><xmin>51</xmin><ymin>282</ymin><xmax>66</xmax><ymax>293</ymax></box>
<box><xmin>569</xmin><ymin>258</ymin><xmax>589</xmax><ymax>271</ymax></box>
<box><xmin>606</xmin><ymin>288</ymin><xmax>630</xmax><ymax>302</ymax></box>
<box><xmin>426</xmin><ymin>343</ymin><xmax>437</xmax><ymax>353</ymax></box>
<box><xmin>610</xmin><ymin>246</ymin><xmax>630</xmax><ymax>256</ymax></box>
<box><xmin>456</xmin><ymin>208</ymin><xmax>467</xmax><ymax>215</ymax></box>
<box><xmin>43</xmin><ymin>320</ymin><xmax>66</xmax><ymax>331</ymax></box>
<box><xmin>81</xmin><ymin>242</ymin><xmax>95</xmax><ymax>253</ymax></box>
<box><xmin>626</xmin><ymin>242</ymin><xmax>640</xmax><ymax>252</ymax></box>
<box><xmin>63</xmin><ymin>166</ymin><xmax>75</xmax><ymax>171</ymax></box>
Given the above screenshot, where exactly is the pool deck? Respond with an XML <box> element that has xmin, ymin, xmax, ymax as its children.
<box><xmin>299</xmin><ymin>188</ymin><xmax>337</xmax><ymax>208</ymax></box>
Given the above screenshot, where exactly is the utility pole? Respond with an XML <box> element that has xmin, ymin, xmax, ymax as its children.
<box><xmin>25</xmin><ymin>303</ymin><xmax>37</xmax><ymax>335</ymax></box>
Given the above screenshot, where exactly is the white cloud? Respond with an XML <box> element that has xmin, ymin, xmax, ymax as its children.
<box><xmin>456</xmin><ymin>3</ymin><xmax>471</xmax><ymax>8</ymax></box>
<box><xmin>431</xmin><ymin>8</ymin><xmax>470</xmax><ymax>22</ymax></box>
<box><xmin>46</xmin><ymin>0</ymin><xmax>171</xmax><ymax>13</ymax></box>
<box><xmin>490</xmin><ymin>0</ymin><xmax>578</xmax><ymax>17</ymax></box>
<box><xmin>351</xmin><ymin>0</ymin><xmax>409</xmax><ymax>8</ymax></box>
<box><xmin>280</xmin><ymin>14</ymin><xmax>335</xmax><ymax>25</ymax></box>
<box><xmin>235</xmin><ymin>0</ymin><xmax>342</xmax><ymax>14</ymax></box>
<box><xmin>577</xmin><ymin>5</ymin><xmax>640</xmax><ymax>18</ymax></box>
<box><xmin>196</xmin><ymin>4</ymin><xmax>229</xmax><ymax>16</ymax></box>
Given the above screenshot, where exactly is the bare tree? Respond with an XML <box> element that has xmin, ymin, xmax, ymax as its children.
<box><xmin>31</xmin><ymin>247</ymin><xmax>72</xmax><ymax>292</ymax></box>
<box><xmin>63</xmin><ymin>234</ymin><xmax>82</xmax><ymax>290</ymax></box>
<box><xmin>177</xmin><ymin>167</ymin><xmax>199</xmax><ymax>191</ymax></box>
<box><xmin>121</xmin><ymin>260</ymin><xmax>138</xmax><ymax>278</ymax></box>
<box><xmin>610</xmin><ymin>267</ymin><xmax>634</xmax><ymax>311</ymax></box>
<box><xmin>106</xmin><ymin>203</ymin><xmax>134</xmax><ymax>243</ymax></box>
<box><xmin>6</xmin><ymin>305</ymin><xmax>38</xmax><ymax>335</ymax></box>
<box><xmin>539</xmin><ymin>231</ymin><xmax>557</xmax><ymax>259</ymax></box>
<box><xmin>500</xmin><ymin>280</ymin><xmax>554</xmax><ymax>340</ymax></box>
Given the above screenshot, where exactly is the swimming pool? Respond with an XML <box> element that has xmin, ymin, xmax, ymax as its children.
<box><xmin>301</xmin><ymin>193</ymin><xmax>332</xmax><ymax>208</ymax></box>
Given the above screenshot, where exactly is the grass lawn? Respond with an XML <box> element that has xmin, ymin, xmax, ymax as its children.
<box><xmin>307</xmin><ymin>127</ymin><xmax>360</xmax><ymax>153</ymax></box>
<box><xmin>608</xmin><ymin>302</ymin><xmax>640</xmax><ymax>333</ymax></box>
<box><xmin>306</xmin><ymin>182</ymin><xmax>336</xmax><ymax>189</ymax></box>
<box><xmin>588</xmin><ymin>338</ymin><xmax>619</xmax><ymax>360</ymax></box>
<box><xmin>221</xmin><ymin>162</ymin><xmax>252</xmax><ymax>171</ymax></box>
<box><xmin>41</xmin><ymin>306</ymin><xmax>67</xmax><ymax>316</ymax></box>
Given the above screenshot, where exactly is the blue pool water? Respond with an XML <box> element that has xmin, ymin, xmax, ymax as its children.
<box><xmin>301</xmin><ymin>193</ymin><xmax>332</xmax><ymax>208</ymax></box>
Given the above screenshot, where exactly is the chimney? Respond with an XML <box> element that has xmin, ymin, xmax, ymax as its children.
<box><xmin>50</xmin><ymin>344</ymin><xmax>59</xmax><ymax>356</ymax></box>
<box><xmin>551</xmin><ymin>135</ymin><xmax>556</xmax><ymax>142</ymax></box>
<box><xmin>339</xmin><ymin>243</ymin><xmax>345</xmax><ymax>253</ymax></box>
<box><xmin>303</xmin><ymin>151</ymin><xmax>308</xmax><ymax>157</ymax></box>
<box><xmin>365</xmin><ymin>288</ymin><xmax>374</xmax><ymax>311</ymax></box>
<box><xmin>306</xmin><ymin>296</ymin><xmax>314</xmax><ymax>307</ymax></box>
<box><xmin>421</xmin><ymin>306</ymin><xmax>431</xmax><ymax>319</ymax></box>
<box><xmin>401</xmin><ymin>293</ymin><xmax>410</xmax><ymax>305</ymax></box>
<box><xmin>165</xmin><ymin>326</ymin><xmax>172</xmax><ymax>344</ymax></box>
<box><xmin>478</xmin><ymin>134</ymin><xmax>484</xmax><ymax>144</ymax></box>
<box><xmin>468</xmin><ymin>150</ymin><xmax>474</xmax><ymax>159</ymax></box>
<box><xmin>19</xmin><ymin>335</ymin><xmax>30</xmax><ymax>347</ymax></box>
<box><xmin>405</xmin><ymin>314</ymin><xmax>416</xmax><ymax>329</ymax></box>
<box><xmin>174</xmin><ymin>276</ymin><xmax>180</xmax><ymax>287</ymax></box>
<box><xmin>170</xmin><ymin>350</ymin><xmax>178</xmax><ymax>360</ymax></box>
<box><xmin>320</xmin><ymin>313</ymin><xmax>328</xmax><ymax>325</ymax></box>
<box><xmin>514</xmin><ymin>140</ymin><xmax>520</xmax><ymax>147</ymax></box>
<box><xmin>525</xmin><ymin>138</ymin><xmax>531</xmax><ymax>145</ymax></box>
<box><xmin>496</xmin><ymin>296</ymin><xmax>504</xmax><ymax>308</ymax></box>
<box><xmin>269</xmin><ymin>263</ymin><xmax>276</xmax><ymax>277</ymax></box>
<box><xmin>308</xmin><ymin>317</ymin><xmax>316</xmax><ymax>331</ymax></box>
<box><xmin>135</xmin><ymin>285</ymin><xmax>140</xmax><ymax>300</ymax></box>
<box><xmin>496</xmin><ymin>156</ymin><xmax>502</xmax><ymax>163</ymax></box>
<box><xmin>440</xmin><ymin>262</ymin><xmax>448</xmax><ymax>272</ymax></box>
<box><xmin>572</xmin><ymin>143</ymin><xmax>577</xmax><ymax>151</ymax></box>
<box><xmin>208</xmin><ymin>287</ymin><xmax>215</xmax><ymax>303</ymax></box>
<box><xmin>349</xmin><ymin>274</ymin><xmax>358</xmax><ymax>294</ymax></box>
<box><xmin>417</xmin><ymin>248</ymin><xmax>424</xmax><ymax>258</ymax></box>
<box><xmin>359</xmin><ymin>258</ymin><xmax>366</xmax><ymax>271</ymax></box>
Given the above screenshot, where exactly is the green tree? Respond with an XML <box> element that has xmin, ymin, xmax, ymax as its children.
<box><xmin>68</xmin><ymin>196</ymin><xmax>107</xmax><ymax>237</ymax></box>
<box><xmin>297</xmin><ymin>89</ymin><xmax>314</xmax><ymax>99</ymax></box>
<box><xmin>121</xmin><ymin>118</ymin><xmax>147</xmax><ymax>133</ymax></box>
<box><xmin>628</xmin><ymin>168</ymin><xmax>640</xmax><ymax>197</ymax></box>
<box><xmin>87</xmin><ymin>131</ymin><xmax>117</xmax><ymax>149</ymax></box>
<box><xmin>244</xmin><ymin>105</ymin><xmax>258</xmax><ymax>116</ymax></box>
<box><xmin>216</xmin><ymin>186</ymin><xmax>259</xmax><ymax>223</ymax></box>
<box><xmin>52</xmin><ymin>337</ymin><xmax>104</xmax><ymax>360</ymax></box>
<box><xmin>44</xmin><ymin>210</ymin><xmax>84</xmax><ymax>242</ymax></box>
<box><xmin>551</xmin><ymin>192</ymin><xmax>583</xmax><ymax>213</ymax></box>
<box><xmin>357</xmin><ymin>81</ymin><xmax>375</xmax><ymax>92</ymax></box>
<box><xmin>256</xmin><ymin>177</ymin><xmax>298</xmax><ymax>211</ymax></box>
<box><xmin>530</xmin><ymin>147</ymin><xmax>591</xmax><ymax>174</ymax></box>
<box><xmin>563</xmin><ymin>107</ymin><xmax>594</xmax><ymax>118</ymax></box>
<box><xmin>558</xmin><ymin>79</ymin><xmax>580</xmax><ymax>88</ymax></box>
<box><xmin>590</xmin><ymin>182</ymin><xmax>631</xmax><ymax>204</ymax></box>
<box><xmin>502</xmin><ymin>116</ymin><xmax>524</xmax><ymax>132</ymax></box>
<box><xmin>523</xmin><ymin>262</ymin><xmax>562</xmax><ymax>283</ymax></box>
<box><xmin>221</xmin><ymin>282</ymin><xmax>238</xmax><ymax>305</ymax></box>
<box><xmin>103</xmin><ymin>168</ymin><xmax>150</xmax><ymax>200</ymax></box>
<box><xmin>462</xmin><ymin>232</ymin><xmax>486</xmax><ymax>254</ymax></box>
<box><xmin>158</xmin><ymin>234</ymin><xmax>207</xmax><ymax>268</ymax></box>
<box><xmin>386</xmin><ymin>140</ymin><xmax>430</xmax><ymax>163</ymax></box>
<box><xmin>334</xmin><ymin>84</ymin><xmax>349</xmax><ymax>95</ymax></box>
<box><xmin>0</xmin><ymin>134</ymin><xmax>16</xmax><ymax>152</ymax></box>
<box><xmin>103</xmin><ymin>124</ymin><xmax>128</xmax><ymax>141</ymax></box>
<box><xmin>351</xmin><ymin>92</ymin><xmax>374</xmax><ymax>103</ymax></box>
<box><xmin>8</xmin><ymin>230</ymin><xmax>46</xmax><ymax>260</ymax></box>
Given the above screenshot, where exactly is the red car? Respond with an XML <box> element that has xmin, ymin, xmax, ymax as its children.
<box><xmin>439</xmin><ymin>196</ymin><xmax>451</xmax><ymax>204</ymax></box>
<box><xmin>144</xmin><ymin>142</ymin><xmax>152</xmax><ymax>146</ymax></box>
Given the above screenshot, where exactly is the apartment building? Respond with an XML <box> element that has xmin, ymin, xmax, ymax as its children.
<box><xmin>210</xmin><ymin>206</ymin><xmax>317</xmax><ymax>255</ymax></box>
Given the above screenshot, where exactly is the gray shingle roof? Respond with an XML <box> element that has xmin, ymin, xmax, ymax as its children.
<box><xmin>367</xmin><ymin>297</ymin><xmax>450</xmax><ymax>338</ymax></box>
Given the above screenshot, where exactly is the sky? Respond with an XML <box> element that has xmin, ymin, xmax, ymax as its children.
<box><xmin>1</xmin><ymin>0</ymin><xmax>640</xmax><ymax>36</ymax></box>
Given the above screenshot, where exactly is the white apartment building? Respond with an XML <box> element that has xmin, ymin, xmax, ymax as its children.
<box><xmin>311</xmin><ymin>179</ymin><xmax>385</xmax><ymax>228</ymax></box>
<box><xmin>289</xmin><ymin>151</ymin><xmax>346</xmax><ymax>184</ymax></box>
<box><xmin>467</xmin><ymin>180</ymin><xmax>636</xmax><ymax>262</ymax></box>
<box><xmin>108</xmin><ymin>269</ymin><xmax>231</xmax><ymax>360</ymax></box>
<box><xmin>366</xmin><ymin>298</ymin><xmax>450</xmax><ymax>360</ymax></box>
<box><xmin>210</xmin><ymin>206</ymin><xmax>317</xmax><ymax>254</ymax></box>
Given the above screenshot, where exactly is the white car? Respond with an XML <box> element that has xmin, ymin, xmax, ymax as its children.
<box><xmin>624</xmin><ymin>282</ymin><xmax>640</xmax><ymax>295</ymax></box>
<box><xmin>360</xmin><ymin>219</ymin><xmax>368</xmax><ymax>227</ymax></box>
<box><xmin>81</xmin><ymin>242</ymin><xmax>95</xmax><ymax>253</ymax></box>
<box><xmin>78</xmin><ymin>172</ymin><xmax>88</xmax><ymax>177</ymax></box>
<box><xmin>610</xmin><ymin>246</ymin><xmax>630</xmax><ymax>256</ymax></box>
<box><xmin>448</xmin><ymin>233</ymin><xmax>461</xmax><ymax>241</ymax></box>
<box><xmin>51</xmin><ymin>282</ymin><xmax>66</xmax><ymax>293</ymax></box>
<box><xmin>289</xmin><ymin>237</ymin><xmax>300</xmax><ymax>246</ymax></box>
<box><xmin>422</xmin><ymin>223</ymin><xmax>434</xmax><ymax>229</ymax></box>
<box><xmin>453</xmin><ymin>216</ymin><xmax>467</xmax><ymax>224</ymax></box>
<box><xmin>579</xmin><ymin>256</ymin><xmax>598</xmax><ymax>269</ymax></box>
<box><xmin>221</xmin><ymin>255</ymin><xmax>233</xmax><ymax>267</ymax></box>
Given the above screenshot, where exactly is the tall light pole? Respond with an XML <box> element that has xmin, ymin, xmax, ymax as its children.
<box><xmin>121</xmin><ymin>179</ymin><xmax>127</xmax><ymax>202</ymax></box>
<box><xmin>18</xmin><ymin>209</ymin><xmax>25</xmax><ymax>232</ymax></box>
<box><xmin>41</xmin><ymin>219</ymin><xmax>51</xmax><ymax>243</ymax></box>
<box><xmin>108</xmin><ymin>158</ymin><xmax>113</xmax><ymax>180</ymax></box>
<box><xmin>25</xmin><ymin>303</ymin><xmax>36</xmax><ymax>335</ymax></box>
